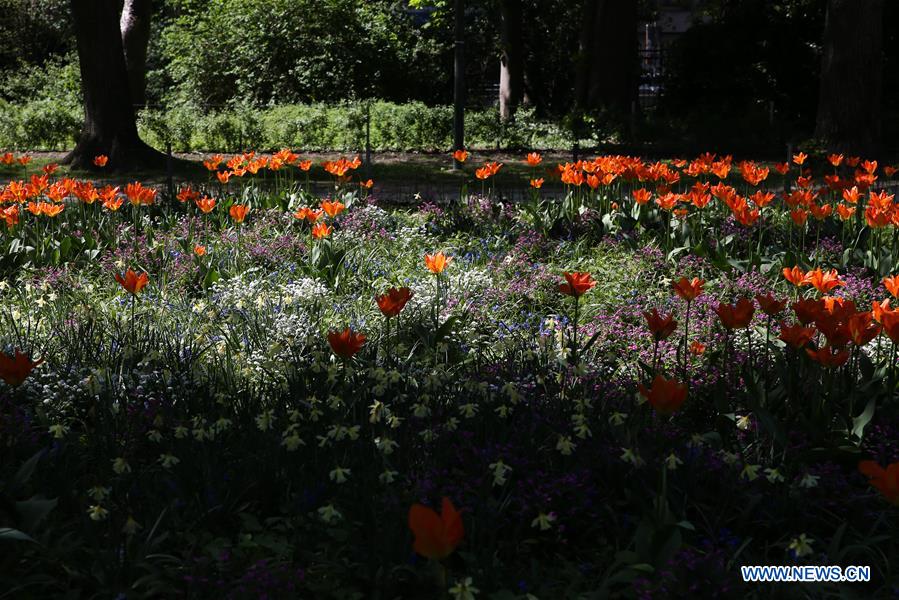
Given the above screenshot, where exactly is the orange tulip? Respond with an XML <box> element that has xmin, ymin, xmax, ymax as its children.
<box><xmin>632</xmin><ymin>188</ymin><xmax>652</xmax><ymax>205</ymax></box>
<box><xmin>203</xmin><ymin>154</ymin><xmax>224</xmax><ymax>171</ymax></box>
<box><xmin>408</xmin><ymin>497</ymin><xmax>464</xmax><ymax>560</ymax></box>
<box><xmin>453</xmin><ymin>149</ymin><xmax>468</xmax><ymax>163</ymax></box>
<box><xmin>883</xmin><ymin>275</ymin><xmax>899</xmax><ymax>299</ymax></box>
<box><xmin>827</xmin><ymin>153</ymin><xmax>844</xmax><ymax>167</ymax></box>
<box><xmin>671</xmin><ymin>277</ymin><xmax>704</xmax><ymax>302</ymax></box>
<box><xmin>216</xmin><ymin>171</ymin><xmax>231</xmax><ymax>184</ymax></box>
<box><xmin>715</xmin><ymin>298</ymin><xmax>755</xmax><ymax>329</ymax></box>
<box><xmin>229</xmin><ymin>204</ymin><xmax>250</xmax><ymax>224</ymax></box>
<box><xmin>196</xmin><ymin>196</ymin><xmax>216</xmax><ymax>214</ymax></box>
<box><xmin>321</xmin><ymin>200</ymin><xmax>345</xmax><ymax>218</ymax></box>
<box><xmin>782</xmin><ymin>266</ymin><xmax>807</xmax><ymax>287</ymax></box>
<box><xmin>689</xmin><ymin>340</ymin><xmax>706</xmax><ymax>355</ymax></box>
<box><xmin>114</xmin><ymin>269</ymin><xmax>149</xmax><ymax>296</ymax></box>
<box><xmin>525</xmin><ymin>152</ymin><xmax>542</xmax><ymax>167</ymax></box>
<box><xmin>858</xmin><ymin>461</ymin><xmax>899</xmax><ymax>505</ymax></box>
<box><xmin>638</xmin><ymin>374</ymin><xmax>687</xmax><ymax>415</ymax></box>
<box><xmin>558</xmin><ymin>271</ymin><xmax>596</xmax><ymax>297</ymax></box>
<box><xmin>0</xmin><ymin>349</ymin><xmax>44</xmax><ymax>387</ymax></box>
<box><xmin>327</xmin><ymin>327</ymin><xmax>366</xmax><ymax>358</ymax></box>
<box><xmin>792</xmin><ymin>152</ymin><xmax>807</xmax><ymax>165</ymax></box>
<box><xmin>194</xmin><ymin>245</ymin><xmax>207</xmax><ymax>257</ymax></box>
<box><xmin>297</xmin><ymin>159</ymin><xmax>313</xmax><ymax>171</ymax></box>
<box><xmin>803</xmin><ymin>268</ymin><xmax>844</xmax><ymax>295</ymax></box>
<box><xmin>311</xmin><ymin>222</ymin><xmax>332</xmax><ymax>239</ymax></box>
<box><xmin>530</xmin><ymin>178</ymin><xmax>544</xmax><ymax>189</ymax></box>
<box><xmin>425</xmin><ymin>252</ymin><xmax>452</xmax><ymax>274</ymax></box>
<box><xmin>93</xmin><ymin>155</ymin><xmax>108</xmax><ymax>167</ymax></box>
<box><xmin>376</xmin><ymin>287</ymin><xmax>413</xmax><ymax>318</ymax></box>
<box><xmin>792</xmin><ymin>298</ymin><xmax>824</xmax><ymax>325</ymax></box>
<box><xmin>643</xmin><ymin>308</ymin><xmax>677</xmax><ymax>341</ymax></box>
<box><xmin>177</xmin><ymin>186</ymin><xmax>200</xmax><ymax>204</ymax></box>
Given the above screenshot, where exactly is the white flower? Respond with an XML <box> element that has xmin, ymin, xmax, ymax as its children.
<box><xmin>741</xmin><ymin>464</ymin><xmax>761</xmax><ymax>481</ymax></box>
<box><xmin>112</xmin><ymin>457</ymin><xmax>131</xmax><ymax>474</ymax></box>
<box><xmin>798</xmin><ymin>473</ymin><xmax>819</xmax><ymax>488</ymax></box>
<box><xmin>318</xmin><ymin>504</ymin><xmax>342</xmax><ymax>524</ymax></box>
<box><xmin>329</xmin><ymin>466</ymin><xmax>351</xmax><ymax>484</ymax></box>
<box><xmin>379</xmin><ymin>470</ymin><xmax>398</xmax><ymax>484</ymax></box>
<box><xmin>87</xmin><ymin>486</ymin><xmax>111</xmax><ymax>502</ymax></box>
<box><xmin>88</xmin><ymin>505</ymin><xmax>109</xmax><ymax>521</ymax></box>
<box><xmin>764</xmin><ymin>467</ymin><xmax>785</xmax><ymax>483</ymax></box>
<box><xmin>449</xmin><ymin>577</ymin><xmax>479</xmax><ymax>600</ymax></box>
<box><xmin>48</xmin><ymin>423</ymin><xmax>69</xmax><ymax>439</ymax></box>
<box><xmin>489</xmin><ymin>460</ymin><xmax>512</xmax><ymax>486</ymax></box>
<box><xmin>609</xmin><ymin>411</ymin><xmax>627</xmax><ymax>426</ymax></box>
<box><xmin>531</xmin><ymin>512</ymin><xmax>557</xmax><ymax>531</ymax></box>
<box><xmin>159</xmin><ymin>454</ymin><xmax>180</xmax><ymax>469</ymax></box>
<box><xmin>556</xmin><ymin>435</ymin><xmax>576</xmax><ymax>455</ymax></box>
<box><xmin>788</xmin><ymin>534</ymin><xmax>814</xmax><ymax>558</ymax></box>
<box><xmin>620</xmin><ymin>447</ymin><xmax>644</xmax><ymax>467</ymax></box>
<box><xmin>122</xmin><ymin>516</ymin><xmax>141</xmax><ymax>535</ymax></box>
<box><xmin>665</xmin><ymin>452</ymin><xmax>683</xmax><ymax>471</ymax></box>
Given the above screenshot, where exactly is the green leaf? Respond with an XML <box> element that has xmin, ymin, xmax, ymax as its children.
<box><xmin>851</xmin><ymin>397</ymin><xmax>876</xmax><ymax>441</ymax></box>
<box><xmin>0</xmin><ymin>528</ymin><xmax>35</xmax><ymax>543</ymax></box>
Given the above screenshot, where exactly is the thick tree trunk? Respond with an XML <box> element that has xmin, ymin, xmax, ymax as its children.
<box><xmin>120</xmin><ymin>0</ymin><xmax>152</xmax><ymax>108</ymax></box>
<box><xmin>574</xmin><ymin>0</ymin><xmax>637</xmax><ymax>114</ymax></box>
<box><xmin>814</xmin><ymin>0</ymin><xmax>883</xmax><ymax>156</ymax></box>
<box><xmin>498</xmin><ymin>0</ymin><xmax>524</xmax><ymax>122</ymax></box>
<box><xmin>64</xmin><ymin>0</ymin><xmax>165</xmax><ymax>170</ymax></box>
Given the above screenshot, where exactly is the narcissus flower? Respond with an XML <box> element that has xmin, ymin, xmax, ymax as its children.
<box><xmin>0</xmin><ymin>349</ymin><xmax>44</xmax><ymax>387</ymax></box>
<box><xmin>327</xmin><ymin>328</ymin><xmax>366</xmax><ymax>359</ymax></box>
<box><xmin>558</xmin><ymin>272</ymin><xmax>595</xmax><ymax>297</ymax></box>
<box><xmin>114</xmin><ymin>269</ymin><xmax>149</xmax><ymax>296</ymax></box>
<box><xmin>425</xmin><ymin>252</ymin><xmax>452</xmax><ymax>274</ymax></box>
<box><xmin>93</xmin><ymin>155</ymin><xmax>108</xmax><ymax>167</ymax></box>
<box><xmin>229</xmin><ymin>204</ymin><xmax>250</xmax><ymax>223</ymax></box>
<box><xmin>376</xmin><ymin>287</ymin><xmax>413</xmax><ymax>318</ymax></box>
<box><xmin>638</xmin><ymin>375</ymin><xmax>687</xmax><ymax>415</ymax></box>
<box><xmin>408</xmin><ymin>497</ymin><xmax>464</xmax><ymax>559</ymax></box>
<box><xmin>672</xmin><ymin>277</ymin><xmax>704</xmax><ymax>302</ymax></box>
<box><xmin>643</xmin><ymin>308</ymin><xmax>677</xmax><ymax>341</ymax></box>
<box><xmin>858</xmin><ymin>461</ymin><xmax>899</xmax><ymax>505</ymax></box>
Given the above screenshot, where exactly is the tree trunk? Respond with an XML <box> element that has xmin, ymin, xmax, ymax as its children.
<box><xmin>453</xmin><ymin>0</ymin><xmax>465</xmax><ymax>168</ymax></box>
<box><xmin>574</xmin><ymin>0</ymin><xmax>638</xmax><ymax>114</ymax></box>
<box><xmin>120</xmin><ymin>0</ymin><xmax>152</xmax><ymax>108</ymax></box>
<box><xmin>498</xmin><ymin>0</ymin><xmax>524</xmax><ymax>122</ymax></box>
<box><xmin>64</xmin><ymin>0</ymin><xmax>165</xmax><ymax>170</ymax></box>
<box><xmin>814</xmin><ymin>0</ymin><xmax>883</xmax><ymax>156</ymax></box>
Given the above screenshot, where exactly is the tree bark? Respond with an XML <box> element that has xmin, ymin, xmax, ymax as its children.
<box><xmin>814</xmin><ymin>0</ymin><xmax>883</xmax><ymax>156</ymax></box>
<box><xmin>64</xmin><ymin>0</ymin><xmax>165</xmax><ymax>170</ymax></box>
<box><xmin>453</xmin><ymin>0</ymin><xmax>465</xmax><ymax>168</ymax></box>
<box><xmin>574</xmin><ymin>0</ymin><xmax>638</xmax><ymax>114</ymax></box>
<box><xmin>498</xmin><ymin>0</ymin><xmax>524</xmax><ymax>122</ymax></box>
<box><xmin>120</xmin><ymin>0</ymin><xmax>152</xmax><ymax>108</ymax></box>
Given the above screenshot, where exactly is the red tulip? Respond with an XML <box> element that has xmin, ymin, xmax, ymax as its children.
<box><xmin>671</xmin><ymin>277</ymin><xmax>704</xmax><ymax>302</ymax></box>
<box><xmin>0</xmin><ymin>349</ymin><xmax>44</xmax><ymax>387</ymax></box>
<box><xmin>408</xmin><ymin>497</ymin><xmax>464</xmax><ymax>559</ymax></box>
<box><xmin>858</xmin><ymin>461</ymin><xmax>899</xmax><ymax>505</ymax></box>
<box><xmin>114</xmin><ymin>269</ymin><xmax>149</xmax><ymax>296</ymax></box>
<box><xmin>376</xmin><ymin>287</ymin><xmax>413</xmax><ymax>318</ymax></box>
<box><xmin>643</xmin><ymin>308</ymin><xmax>677</xmax><ymax>342</ymax></box>
<box><xmin>715</xmin><ymin>298</ymin><xmax>755</xmax><ymax>330</ymax></box>
<box><xmin>327</xmin><ymin>328</ymin><xmax>366</xmax><ymax>358</ymax></box>
<box><xmin>558</xmin><ymin>272</ymin><xmax>596</xmax><ymax>297</ymax></box>
<box><xmin>638</xmin><ymin>374</ymin><xmax>687</xmax><ymax>415</ymax></box>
